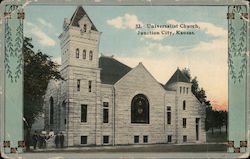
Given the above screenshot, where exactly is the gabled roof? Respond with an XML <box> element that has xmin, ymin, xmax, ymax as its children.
<box><xmin>165</xmin><ymin>68</ymin><xmax>190</xmax><ymax>86</ymax></box>
<box><xmin>70</xmin><ymin>6</ymin><xmax>98</xmax><ymax>31</ymax></box>
<box><xmin>99</xmin><ymin>56</ymin><xmax>131</xmax><ymax>85</ymax></box>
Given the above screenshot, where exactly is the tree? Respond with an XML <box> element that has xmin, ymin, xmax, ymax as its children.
<box><xmin>182</xmin><ymin>68</ymin><xmax>209</xmax><ymax>104</ymax></box>
<box><xmin>23</xmin><ymin>37</ymin><xmax>63</xmax><ymax>150</ymax></box>
<box><xmin>205</xmin><ymin>106</ymin><xmax>216</xmax><ymax>134</ymax></box>
<box><xmin>222</xmin><ymin>111</ymin><xmax>228</xmax><ymax>134</ymax></box>
<box><xmin>181</xmin><ymin>68</ymin><xmax>191</xmax><ymax>81</ymax></box>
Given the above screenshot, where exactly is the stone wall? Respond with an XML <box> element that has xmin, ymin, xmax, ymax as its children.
<box><xmin>114</xmin><ymin>63</ymin><xmax>167</xmax><ymax>145</ymax></box>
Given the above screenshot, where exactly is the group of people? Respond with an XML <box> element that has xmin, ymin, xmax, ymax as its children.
<box><xmin>55</xmin><ymin>132</ymin><xmax>64</xmax><ymax>148</ymax></box>
<box><xmin>32</xmin><ymin>131</ymin><xmax>65</xmax><ymax>149</ymax></box>
<box><xmin>32</xmin><ymin>131</ymin><xmax>49</xmax><ymax>149</ymax></box>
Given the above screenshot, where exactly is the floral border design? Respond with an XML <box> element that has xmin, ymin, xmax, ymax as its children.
<box><xmin>228</xmin><ymin>5</ymin><xmax>248</xmax><ymax>83</ymax></box>
<box><xmin>4</xmin><ymin>5</ymin><xmax>23</xmax><ymax>83</ymax></box>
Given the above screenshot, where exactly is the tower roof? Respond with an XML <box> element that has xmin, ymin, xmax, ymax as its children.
<box><xmin>70</xmin><ymin>6</ymin><xmax>98</xmax><ymax>31</ymax></box>
<box><xmin>99</xmin><ymin>56</ymin><xmax>131</xmax><ymax>84</ymax></box>
<box><xmin>165</xmin><ymin>68</ymin><xmax>190</xmax><ymax>86</ymax></box>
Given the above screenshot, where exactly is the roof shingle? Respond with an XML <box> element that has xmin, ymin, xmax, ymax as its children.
<box><xmin>165</xmin><ymin>68</ymin><xmax>190</xmax><ymax>87</ymax></box>
<box><xmin>99</xmin><ymin>56</ymin><xmax>131</xmax><ymax>85</ymax></box>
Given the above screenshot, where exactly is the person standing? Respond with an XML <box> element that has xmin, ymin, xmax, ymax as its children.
<box><xmin>55</xmin><ymin>133</ymin><xmax>59</xmax><ymax>148</ymax></box>
<box><xmin>32</xmin><ymin>131</ymin><xmax>38</xmax><ymax>150</ymax></box>
<box><xmin>59</xmin><ymin>132</ymin><xmax>64</xmax><ymax>148</ymax></box>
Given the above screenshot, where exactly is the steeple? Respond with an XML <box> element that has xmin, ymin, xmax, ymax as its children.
<box><xmin>69</xmin><ymin>6</ymin><xmax>98</xmax><ymax>31</ymax></box>
<box><xmin>59</xmin><ymin>5</ymin><xmax>101</xmax><ymax>70</ymax></box>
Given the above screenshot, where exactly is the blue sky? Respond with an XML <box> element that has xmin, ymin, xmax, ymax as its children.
<box><xmin>24</xmin><ymin>5</ymin><xmax>228</xmax><ymax>110</ymax></box>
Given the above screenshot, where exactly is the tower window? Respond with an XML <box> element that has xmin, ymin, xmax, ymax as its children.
<box><xmin>76</xmin><ymin>48</ymin><xmax>79</xmax><ymax>58</ymax></box>
<box><xmin>81</xmin><ymin>104</ymin><xmax>87</xmax><ymax>122</ymax></box>
<box><xmin>77</xmin><ymin>79</ymin><xmax>80</xmax><ymax>91</ymax></box>
<box><xmin>83</xmin><ymin>24</ymin><xmax>87</xmax><ymax>32</ymax></box>
<box><xmin>83</xmin><ymin>50</ymin><xmax>86</xmax><ymax>59</ymax></box>
<box><xmin>183</xmin><ymin>100</ymin><xmax>186</xmax><ymax>110</ymax></box>
<box><xmin>88</xmin><ymin>80</ymin><xmax>92</xmax><ymax>92</ymax></box>
<box><xmin>183</xmin><ymin>118</ymin><xmax>187</xmax><ymax>128</ymax></box>
<box><xmin>186</xmin><ymin>88</ymin><xmax>189</xmax><ymax>94</ymax></box>
<box><xmin>180</xmin><ymin>87</ymin><xmax>182</xmax><ymax>93</ymax></box>
<box><xmin>89</xmin><ymin>51</ymin><xmax>93</xmax><ymax>61</ymax></box>
<box><xmin>49</xmin><ymin>97</ymin><xmax>54</xmax><ymax>124</ymax></box>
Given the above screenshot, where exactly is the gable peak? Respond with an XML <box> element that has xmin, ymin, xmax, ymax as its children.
<box><xmin>69</xmin><ymin>6</ymin><xmax>98</xmax><ymax>31</ymax></box>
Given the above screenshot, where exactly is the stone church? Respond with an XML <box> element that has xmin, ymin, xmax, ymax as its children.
<box><xmin>44</xmin><ymin>6</ymin><xmax>206</xmax><ymax>146</ymax></box>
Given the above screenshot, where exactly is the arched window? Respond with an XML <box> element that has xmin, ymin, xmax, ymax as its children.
<box><xmin>76</xmin><ymin>48</ymin><xmax>79</xmax><ymax>58</ymax></box>
<box><xmin>131</xmin><ymin>94</ymin><xmax>149</xmax><ymax>124</ymax></box>
<box><xmin>167</xmin><ymin>106</ymin><xmax>171</xmax><ymax>124</ymax></box>
<box><xmin>62</xmin><ymin>101</ymin><xmax>66</xmax><ymax>125</ymax></box>
<box><xmin>83</xmin><ymin>50</ymin><xmax>86</xmax><ymax>59</ymax></box>
<box><xmin>50</xmin><ymin>97</ymin><xmax>54</xmax><ymax>124</ymax></box>
<box><xmin>89</xmin><ymin>51</ymin><xmax>93</xmax><ymax>61</ymax></box>
<box><xmin>183</xmin><ymin>100</ymin><xmax>186</xmax><ymax>110</ymax></box>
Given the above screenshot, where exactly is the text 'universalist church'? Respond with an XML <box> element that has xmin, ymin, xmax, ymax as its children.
<box><xmin>44</xmin><ymin>6</ymin><xmax>206</xmax><ymax>147</ymax></box>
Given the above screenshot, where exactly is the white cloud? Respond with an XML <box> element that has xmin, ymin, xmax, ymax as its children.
<box><xmin>25</xmin><ymin>21</ymin><xmax>56</xmax><ymax>46</ymax></box>
<box><xmin>132</xmin><ymin>42</ymin><xmax>180</xmax><ymax>59</ymax></box>
<box><xmin>107</xmin><ymin>13</ymin><xmax>143</xmax><ymax>30</ymax></box>
<box><xmin>37</xmin><ymin>18</ymin><xmax>53</xmax><ymax>29</ymax></box>
<box><xmin>197</xmin><ymin>22</ymin><xmax>227</xmax><ymax>38</ymax></box>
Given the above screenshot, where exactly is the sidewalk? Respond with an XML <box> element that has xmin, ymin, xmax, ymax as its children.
<box><xmin>29</xmin><ymin>142</ymin><xmax>227</xmax><ymax>153</ymax></box>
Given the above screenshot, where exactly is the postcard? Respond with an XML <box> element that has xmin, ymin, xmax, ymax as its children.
<box><xmin>0</xmin><ymin>0</ymin><xmax>249</xmax><ymax>158</ymax></box>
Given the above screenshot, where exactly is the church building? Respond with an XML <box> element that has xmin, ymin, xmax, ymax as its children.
<box><xmin>44</xmin><ymin>6</ymin><xmax>206</xmax><ymax>147</ymax></box>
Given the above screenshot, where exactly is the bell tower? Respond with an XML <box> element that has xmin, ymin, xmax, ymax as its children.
<box><xmin>59</xmin><ymin>6</ymin><xmax>101</xmax><ymax>71</ymax></box>
<box><xmin>58</xmin><ymin>6</ymin><xmax>102</xmax><ymax>146</ymax></box>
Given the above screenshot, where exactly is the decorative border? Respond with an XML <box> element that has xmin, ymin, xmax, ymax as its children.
<box><xmin>228</xmin><ymin>5</ymin><xmax>248</xmax><ymax>83</ymax></box>
<box><xmin>4</xmin><ymin>5</ymin><xmax>24</xmax><ymax>83</ymax></box>
<box><xmin>228</xmin><ymin>4</ymin><xmax>249</xmax><ymax>154</ymax></box>
<box><xmin>1</xmin><ymin>3</ymin><xmax>24</xmax><ymax>155</ymax></box>
<box><xmin>0</xmin><ymin>0</ymin><xmax>249</xmax><ymax>158</ymax></box>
